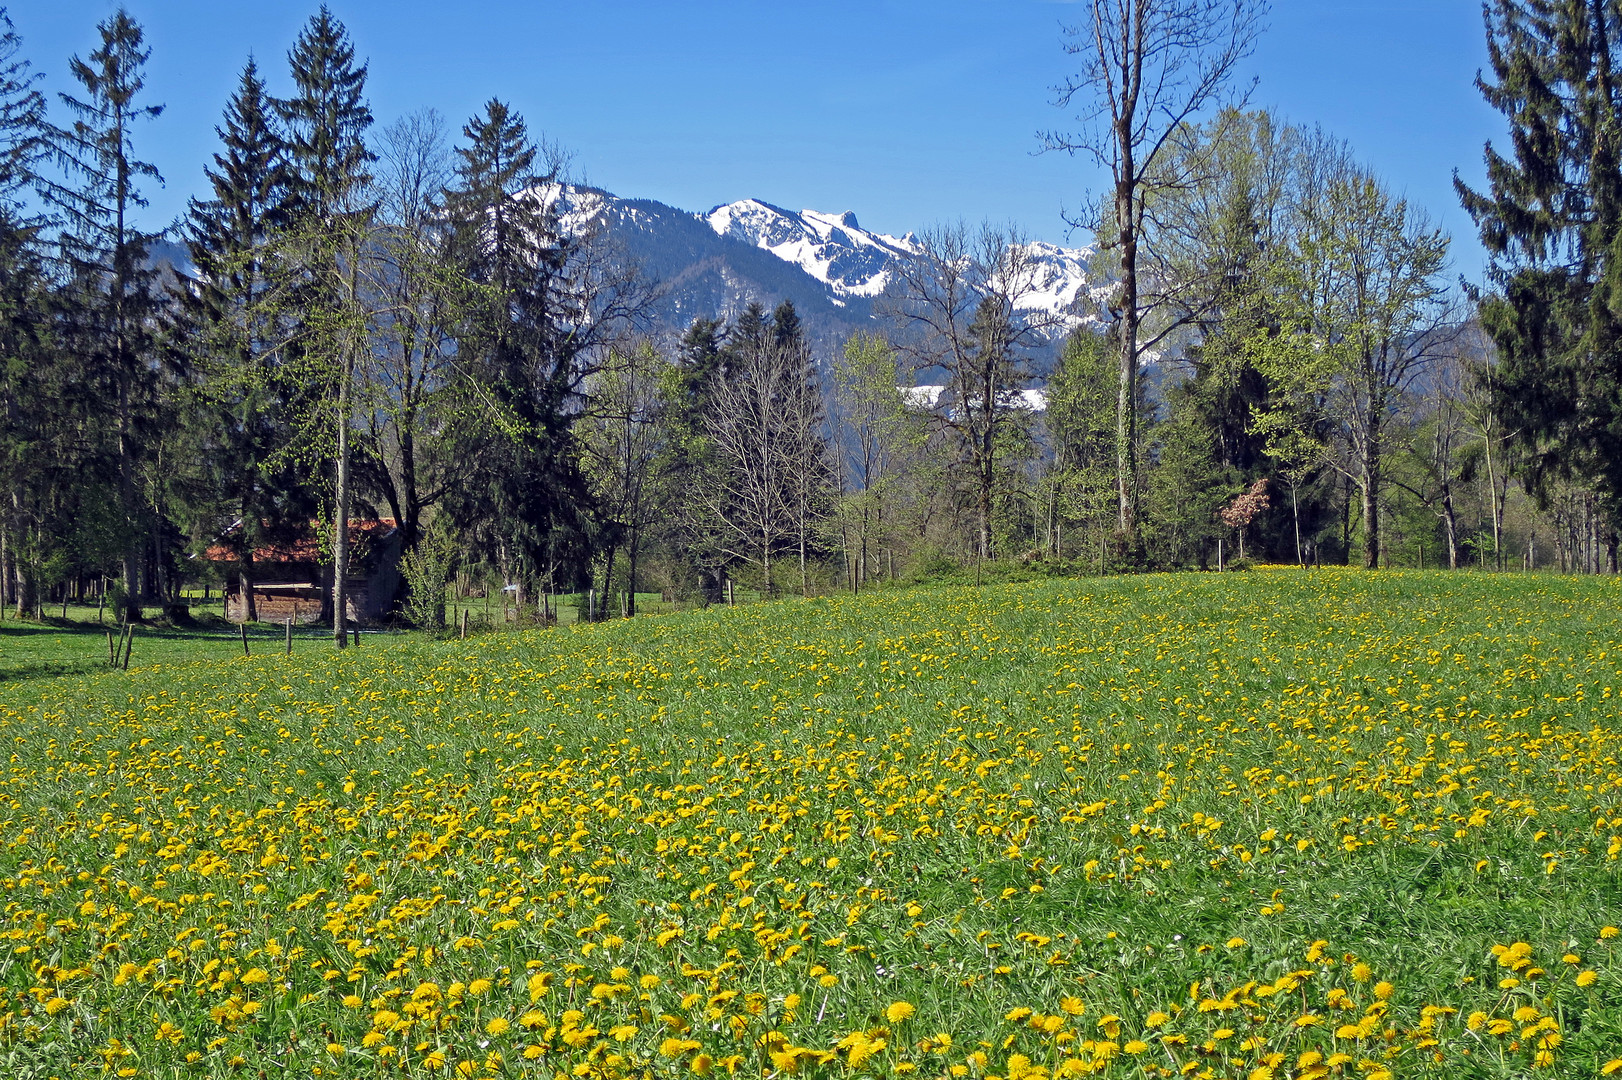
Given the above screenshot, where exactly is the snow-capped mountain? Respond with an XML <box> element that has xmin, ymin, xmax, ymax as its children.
<box><xmin>505</xmin><ymin>185</ymin><xmax>1102</xmax><ymax>365</ymax></box>
<box><xmin>705</xmin><ymin>199</ymin><xmax>919</xmax><ymax>301</ymax></box>
<box><xmin>702</xmin><ymin>198</ymin><xmax>1100</xmax><ymax>319</ymax></box>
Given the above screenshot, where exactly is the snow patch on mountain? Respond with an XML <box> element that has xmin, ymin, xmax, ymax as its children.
<box><xmin>705</xmin><ymin>199</ymin><xmax>919</xmax><ymax>299</ymax></box>
<box><xmin>706</xmin><ymin>198</ymin><xmax>1101</xmax><ymax>323</ymax></box>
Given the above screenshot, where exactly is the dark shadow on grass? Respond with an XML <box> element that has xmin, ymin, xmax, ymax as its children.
<box><xmin>0</xmin><ymin>616</ymin><xmax>368</xmax><ymax>683</ymax></box>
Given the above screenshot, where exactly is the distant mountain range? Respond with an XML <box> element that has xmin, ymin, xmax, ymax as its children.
<box><xmin>554</xmin><ymin>186</ymin><xmax>1102</xmax><ymax>361</ymax></box>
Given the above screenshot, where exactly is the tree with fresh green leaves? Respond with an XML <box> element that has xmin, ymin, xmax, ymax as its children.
<box><xmin>829</xmin><ymin>331</ymin><xmax>924</xmax><ymax>590</ymax></box>
<box><xmin>1041</xmin><ymin>328</ymin><xmax>1119</xmax><ymax>562</ymax></box>
<box><xmin>1272</xmin><ymin>173</ymin><xmax>1451</xmax><ymax>568</ymax></box>
<box><xmin>274</xmin><ymin>6</ymin><xmax>375</xmax><ymax>645</ymax></box>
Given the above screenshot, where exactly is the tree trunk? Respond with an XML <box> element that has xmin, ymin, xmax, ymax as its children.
<box><xmin>1115</xmin><ymin>176</ymin><xmax>1140</xmax><ymax>548</ymax></box>
<box><xmin>332</xmin><ymin>375</ymin><xmax>352</xmax><ymax>649</ymax></box>
<box><xmin>1291</xmin><ymin>483</ymin><xmax>1303</xmax><ymax>566</ymax></box>
<box><xmin>1361</xmin><ymin>432</ymin><xmax>1380</xmax><ymax>569</ymax></box>
<box><xmin>599</xmin><ymin>545</ymin><xmax>617</xmax><ymax>621</ymax></box>
<box><xmin>627</xmin><ymin>539</ymin><xmax>639</xmax><ymax>618</ymax></box>
<box><xmin>239</xmin><ymin>549</ymin><xmax>258</xmax><ymax>623</ymax></box>
<box><xmin>14</xmin><ymin>562</ymin><xmax>32</xmax><ymax>620</ymax></box>
<box><xmin>1441</xmin><ymin>486</ymin><xmax>1459</xmax><ymax>570</ymax></box>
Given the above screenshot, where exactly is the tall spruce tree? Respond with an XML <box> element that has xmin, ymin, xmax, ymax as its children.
<box><xmin>178</xmin><ymin>58</ymin><xmax>302</xmax><ymax>621</ymax></box>
<box><xmin>276</xmin><ymin>7</ymin><xmax>374</xmax><ymax>645</ymax></box>
<box><xmin>1458</xmin><ymin>0</ymin><xmax>1622</xmax><ymax>566</ymax></box>
<box><xmin>0</xmin><ymin>7</ymin><xmax>52</xmax><ymax>612</ymax></box>
<box><xmin>41</xmin><ymin>8</ymin><xmax>164</xmax><ymax>619</ymax></box>
<box><xmin>441</xmin><ymin>99</ymin><xmax>601</xmax><ymax>594</ymax></box>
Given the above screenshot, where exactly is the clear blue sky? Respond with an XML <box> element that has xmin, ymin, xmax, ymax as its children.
<box><xmin>10</xmin><ymin>0</ymin><xmax>1499</xmax><ymax>279</ymax></box>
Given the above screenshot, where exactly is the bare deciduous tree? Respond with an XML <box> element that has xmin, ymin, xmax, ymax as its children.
<box><xmin>1044</xmin><ymin>0</ymin><xmax>1267</xmax><ymax>546</ymax></box>
<box><xmin>581</xmin><ymin>340</ymin><xmax>670</xmax><ymax>617</ymax></box>
<box><xmin>358</xmin><ymin>110</ymin><xmax>462</xmax><ymax>561</ymax></box>
<box><xmin>886</xmin><ymin>225</ymin><xmax>1061</xmax><ymax>563</ymax></box>
<box><xmin>695</xmin><ymin>303</ymin><xmax>828</xmax><ymax>595</ymax></box>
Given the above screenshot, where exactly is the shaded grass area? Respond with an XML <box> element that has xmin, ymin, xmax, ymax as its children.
<box><xmin>0</xmin><ymin>612</ymin><xmax>359</xmax><ymax>682</ymax></box>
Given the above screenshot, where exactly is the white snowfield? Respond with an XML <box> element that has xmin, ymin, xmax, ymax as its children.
<box><xmin>902</xmin><ymin>384</ymin><xmax>1048</xmax><ymax>414</ymax></box>
<box><xmin>705</xmin><ymin>199</ymin><xmax>1099</xmax><ymax>319</ymax></box>
<box><xmin>706</xmin><ymin>199</ymin><xmax>920</xmax><ymax>300</ymax></box>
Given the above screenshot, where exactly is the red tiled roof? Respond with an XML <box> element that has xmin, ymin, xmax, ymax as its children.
<box><xmin>204</xmin><ymin>519</ymin><xmax>397</xmax><ymax>564</ymax></box>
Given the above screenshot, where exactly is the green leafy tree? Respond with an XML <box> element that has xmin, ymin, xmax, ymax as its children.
<box><xmin>1042</xmin><ymin>328</ymin><xmax>1119</xmax><ymax>563</ymax></box>
<box><xmin>829</xmin><ymin>331</ymin><xmax>924</xmax><ymax>589</ymax></box>
<box><xmin>275</xmin><ymin>6</ymin><xmax>375</xmax><ymax>645</ymax></box>
<box><xmin>1289</xmin><ymin>175</ymin><xmax>1450</xmax><ymax>568</ymax></box>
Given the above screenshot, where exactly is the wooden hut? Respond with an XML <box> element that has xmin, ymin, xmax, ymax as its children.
<box><xmin>205</xmin><ymin>520</ymin><xmax>403</xmax><ymax>625</ymax></box>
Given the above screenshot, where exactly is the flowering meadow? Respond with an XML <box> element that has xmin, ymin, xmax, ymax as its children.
<box><xmin>0</xmin><ymin>569</ymin><xmax>1617</xmax><ymax>1079</ymax></box>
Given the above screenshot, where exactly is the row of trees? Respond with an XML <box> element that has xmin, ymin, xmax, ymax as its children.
<box><xmin>0</xmin><ymin>2</ymin><xmax>1615</xmax><ymax>646</ymax></box>
<box><xmin>0</xmin><ymin>7</ymin><xmax>644</xmax><ymax>641</ymax></box>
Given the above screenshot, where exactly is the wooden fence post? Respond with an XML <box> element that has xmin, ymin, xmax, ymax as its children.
<box><xmin>241</xmin><ymin>621</ymin><xmax>250</xmax><ymax>657</ymax></box>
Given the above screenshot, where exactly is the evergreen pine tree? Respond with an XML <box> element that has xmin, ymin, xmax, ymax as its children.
<box><xmin>278</xmin><ymin>7</ymin><xmax>372</xmax><ymax>220</ymax></box>
<box><xmin>441</xmin><ymin>99</ymin><xmax>597</xmax><ymax>593</ymax></box>
<box><xmin>41</xmin><ymin>7</ymin><xmax>164</xmax><ymax>618</ymax></box>
<box><xmin>0</xmin><ymin>7</ymin><xmax>55</xmax><ymax>612</ymax></box>
<box><xmin>178</xmin><ymin>58</ymin><xmax>304</xmax><ymax>621</ymax></box>
<box><xmin>1458</xmin><ymin>0</ymin><xmax>1622</xmax><ymax>564</ymax></box>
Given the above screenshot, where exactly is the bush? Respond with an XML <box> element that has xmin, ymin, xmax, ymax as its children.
<box><xmin>398</xmin><ymin>526</ymin><xmax>457</xmax><ymax>629</ymax></box>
